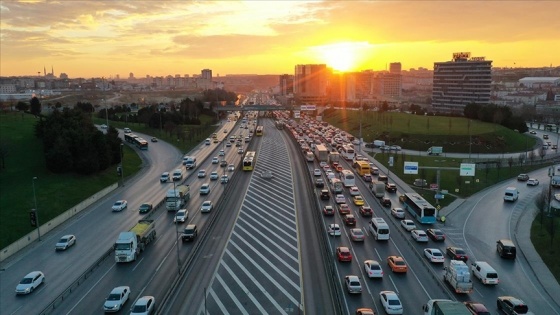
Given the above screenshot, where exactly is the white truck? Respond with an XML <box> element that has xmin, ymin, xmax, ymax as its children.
<box><xmin>427</xmin><ymin>146</ymin><xmax>443</xmax><ymax>155</ymax></box>
<box><xmin>328</xmin><ymin>151</ymin><xmax>340</xmax><ymax>165</ymax></box>
<box><xmin>314</xmin><ymin>144</ymin><xmax>329</xmax><ymax>164</ymax></box>
<box><xmin>166</xmin><ymin>185</ymin><xmax>190</xmax><ymax>211</ymax></box>
<box><xmin>369</xmin><ymin>181</ymin><xmax>385</xmax><ymax>198</ymax></box>
<box><xmin>423</xmin><ymin>299</ymin><xmax>471</xmax><ymax>315</ymax></box>
<box><xmin>444</xmin><ymin>260</ymin><xmax>473</xmax><ymax>294</ymax></box>
<box><xmin>183</xmin><ymin>156</ymin><xmax>197</xmax><ymax>169</ymax></box>
<box><xmin>305</xmin><ymin>151</ymin><xmax>314</xmax><ymax>162</ymax></box>
<box><xmin>114</xmin><ymin>220</ymin><xmax>156</xmax><ymax>263</ymax></box>
<box><xmin>373</xmin><ymin>140</ymin><xmax>385</xmax><ymax>148</ymax></box>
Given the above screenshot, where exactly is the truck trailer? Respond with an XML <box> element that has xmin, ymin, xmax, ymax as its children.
<box><xmin>423</xmin><ymin>299</ymin><xmax>471</xmax><ymax>315</ymax></box>
<box><xmin>166</xmin><ymin>185</ymin><xmax>190</xmax><ymax>211</ymax></box>
<box><xmin>314</xmin><ymin>144</ymin><xmax>329</xmax><ymax>163</ymax></box>
<box><xmin>427</xmin><ymin>146</ymin><xmax>443</xmax><ymax>155</ymax></box>
<box><xmin>444</xmin><ymin>260</ymin><xmax>473</xmax><ymax>294</ymax></box>
<box><xmin>114</xmin><ymin>220</ymin><xmax>156</xmax><ymax>263</ymax></box>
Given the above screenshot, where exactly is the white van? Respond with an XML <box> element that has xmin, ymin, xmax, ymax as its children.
<box><xmin>503</xmin><ymin>187</ymin><xmax>519</xmax><ymax>202</ymax></box>
<box><xmin>205</xmin><ymin>138</ymin><xmax>211</xmax><ymax>145</ymax></box>
<box><xmin>470</xmin><ymin>261</ymin><xmax>499</xmax><ymax>285</ymax></box>
<box><xmin>369</xmin><ymin>218</ymin><xmax>390</xmax><ymax>240</ymax></box>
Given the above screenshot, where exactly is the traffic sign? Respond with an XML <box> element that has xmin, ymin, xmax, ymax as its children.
<box><xmin>435</xmin><ymin>193</ymin><xmax>445</xmax><ymax>200</ymax></box>
<box><xmin>403</xmin><ymin>161</ymin><xmax>419</xmax><ymax>174</ymax></box>
<box><xmin>460</xmin><ymin>163</ymin><xmax>476</xmax><ymax>176</ymax></box>
<box><xmin>430</xmin><ymin>183</ymin><xmax>438</xmax><ymax>190</ymax></box>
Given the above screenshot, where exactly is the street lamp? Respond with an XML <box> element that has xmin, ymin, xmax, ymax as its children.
<box><xmin>32</xmin><ymin>177</ymin><xmax>41</xmax><ymax>241</ymax></box>
<box><xmin>173</xmin><ymin>181</ymin><xmax>182</xmax><ymax>275</ymax></box>
<box><xmin>120</xmin><ymin>143</ymin><xmax>124</xmax><ymax>187</ymax></box>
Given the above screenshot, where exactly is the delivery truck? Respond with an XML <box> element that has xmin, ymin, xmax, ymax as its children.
<box><xmin>427</xmin><ymin>146</ymin><xmax>443</xmax><ymax>155</ymax></box>
<box><xmin>369</xmin><ymin>181</ymin><xmax>385</xmax><ymax>198</ymax></box>
<box><xmin>114</xmin><ymin>220</ymin><xmax>156</xmax><ymax>263</ymax></box>
<box><xmin>166</xmin><ymin>185</ymin><xmax>190</xmax><ymax>211</ymax></box>
<box><xmin>444</xmin><ymin>260</ymin><xmax>473</xmax><ymax>294</ymax></box>
<box><xmin>314</xmin><ymin>144</ymin><xmax>329</xmax><ymax>163</ymax></box>
<box><xmin>328</xmin><ymin>151</ymin><xmax>340</xmax><ymax>165</ymax></box>
<box><xmin>423</xmin><ymin>299</ymin><xmax>471</xmax><ymax>315</ymax></box>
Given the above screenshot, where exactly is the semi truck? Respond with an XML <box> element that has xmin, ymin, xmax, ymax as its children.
<box><xmin>427</xmin><ymin>146</ymin><xmax>443</xmax><ymax>155</ymax></box>
<box><xmin>444</xmin><ymin>260</ymin><xmax>473</xmax><ymax>294</ymax></box>
<box><xmin>114</xmin><ymin>219</ymin><xmax>156</xmax><ymax>263</ymax></box>
<box><xmin>369</xmin><ymin>181</ymin><xmax>385</xmax><ymax>198</ymax></box>
<box><xmin>166</xmin><ymin>185</ymin><xmax>190</xmax><ymax>211</ymax></box>
<box><xmin>423</xmin><ymin>299</ymin><xmax>471</xmax><ymax>315</ymax></box>
<box><xmin>314</xmin><ymin>144</ymin><xmax>329</xmax><ymax>163</ymax></box>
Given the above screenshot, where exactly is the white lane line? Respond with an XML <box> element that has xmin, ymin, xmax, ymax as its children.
<box><xmin>132</xmin><ymin>257</ymin><xmax>144</xmax><ymax>272</ymax></box>
<box><xmin>65</xmin><ymin>263</ymin><xmax>116</xmax><ymax>315</ymax></box>
<box><xmin>237</xmin><ymin>213</ymin><xmax>298</xmax><ymax>250</ymax></box>
<box><xmin>215</xmin><ymin>272</ymin><xmax>250</xmax><ymax>315</ymax></box>
<box><xmin>243</xmin><ymin>194</ymin><xmax>296</xmax><ymax>221</ymax></box>
<box><xmin>241</xmin><ymin>199</ymin><xmax>297</xmax><ymax>234</ymax></box>
<box><xmin>389</xmin><ymin>237</ymin><xmax>433</xmax><ymax>300</ymax></box>
<box><xmin>208</xmin><ymin>287</ymin><xmax>230</xmax><ymax>315</ymax></box>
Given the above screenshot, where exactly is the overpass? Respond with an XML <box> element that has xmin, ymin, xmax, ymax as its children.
<box><xmin>215</xmin><ymin>104</ymin><xmax>318</xmax><ymax>112</ymax></box>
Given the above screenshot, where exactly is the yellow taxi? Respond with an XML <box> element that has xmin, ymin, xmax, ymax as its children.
<box><xmin>353</xmin><ymin>195</ymin><xmax>365</xmax><ymax>206</ymax></box>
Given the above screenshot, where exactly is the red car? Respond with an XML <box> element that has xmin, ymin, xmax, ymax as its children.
<box><xmin>337</xmin><ymin>246</ymin><xmax>352</xmax><ymax>262</ymax></box>
<box><xmin>338</xmin><ymin>203</ymin><xmax>351</xmax><ymax>214</ymax></box>
<box><xmin>359</xmin><ymin>205</ymin><xmax>373</xmax><ymax>216</ymax></box>
<box><xmin>446</xmin><ymin>246</ymin><xmax>469</xmax><ymax>262</ymax></box>
<box><xmin>344</xmin><ymin>214</ymin><xmax>357</xmax><ymax>226</ymax></box>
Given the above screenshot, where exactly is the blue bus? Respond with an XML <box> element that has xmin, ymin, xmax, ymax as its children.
<box><xmin>402</xmin><ymin>193</ymin><xmax>437</xmax><ymax>224</ymax></box>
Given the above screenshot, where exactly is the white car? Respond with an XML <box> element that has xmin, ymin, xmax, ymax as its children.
<box><xmin>200</xmin><ymin>183</ymin><xmax>211</xmax><ymax>195</ymax></box>
<box><xmin>335</xmin><ymin>194</ymin><xmax>346</xmax><ymax>204</ymax></box>
<box><xmin>391</xmin><ymin>207</ymin><xmax>405</xmax><ymax>219</ymax></box>
<box><xmin>219</xmin><ymin>150</ymin><xmax>225</xmax><ymax>156</ymax></box>
<box><xmin>200</xmin><ymin>200</ymin><xmax>213</xmax><ymax>213</ymax></box>
<box><xmin>328</xmin><ymin>223</ymin><xmax>341</xmax><ymax>236</ymax></box>
<box><xmin>221</xmin><ymin>174</ymin><xmax>229</xmax><ymax>183</ymax></box>
<box><xmin>15</xmin><ymin>271</ymin><xmax>45</xmax><ymax>295</ymax></box>
<box><xmin>130</xmin><ymin>295</ymin><xmax>155</xmax><ymax>315</ymax></box>
<box><xmin>160</xmin><ymin>172</ymin><xmax>170</xmax><ymax>183</ymax></box>
<box><xmin>379</xmin><ymin>290</ymin><xmax>403</xmax><ymax>314</ymax></box>
<box><xmin>55</xmin><ymin>234</ymin><xmax>76</xmax><ymax>251</ymax></box>
<box><xmin>197</xmin><ymin>170</ymin><xmax>206</xmax><ymax>178</ymax></box>
<box><xmin>411</xmin><ymin>229</ymin><xmax>429</xmax><ymax>242</ymax></box>
<box><xmin>527</xmin><ymin>178</ymin><xmax>539</xmax><ymax>186</ymax></box>
<box><xmin>238</xmin><ymin>148</ymin><xmax>244</xmax><ymax>154</ymax></box>
<box><xmin>226</xmin><ymin>142</ymin><xmax>232</xmax><ymax>147</ymax></box>
<box><xmin>174</xmin><ymin>209</ymin><xmax>188</xmax><ymax>223</ymax></box>
<box><xmin>227</xmin><ymin>164</ymin><xmax>235</xmax><ymax>171</ymax></box>
<box><xmin>210</xmin><ymin>171</ymin><xmax>219</xmax><ymax>180</ymax></box>
<box><xmin>400</xmin><ymin>219</ymin><xmax>416</xmax><ymax>231</ymax></box>
<box><xmin>349</xmin><ymin>186</ymin><xmax>360</xmax><ymax>196</ymax></box>
<box><xmin>212</xmin><ymin>157</ymin><xmax>219</xmax><ymax>164</ymax></box>
<box><xmin>313</xmin><ymin>169</ymin><xmax>322</xmax><ymax>176</ymax></box>
<box><xmin>319</xmin><ymin>161</ymin><xmax>327</xmax><ymax>168</ymax></box>
<box><xmin>326</xmin><ymin>171</ymin><xmax>336</xmax><ymax>179</ymax></box>
<box><xmin>424</xmin><ymin>248</ymin><xmax>445</xmax><ymax>263</ymax></box>
<box><xmin>364</xmin><ymin>260</ymin><xmax>383</xmax><ymax>278</ymax></box>
<box><xmin>103</xmin><ymin>286</ymin><xmax>130</xmax><ymax>312</ymax></box>
<box><xmin>112</xmin><ymin>200</ymin><xmax>128</xmax><ymax>212</ymax></box>
<box><xmin>100</xmin><ymin>124</ymin><xmax>108</xmax><ymax>129</ymax></box>
<box><xmin>345</xmin><ymin>275</ymin><xmax>362</xmax><ymax>294</ymax></box>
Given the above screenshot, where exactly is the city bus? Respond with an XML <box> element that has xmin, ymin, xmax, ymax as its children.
<box><xmin>124</xmin><ymin>133</ymin><xmax>138</xmax><ymax>143</ymax></box>
<box><xmin>134</xmin><ymin>137</ymin><xmax>149</xmax><ymax>150</ymax></box>
<box><xmin>243</xmin><ymin>151</ymin><xmax>256</xmax><ymax>171</ymax></box>
<box><xmin>341</xmin><ymin>145</ymin><xmax>355</xmax><ymax>161</ymax></box>
<box><xmin>256</xmin><ymin>125</ymin><xmax>264</xmax><ymax>136</ymax></box>
<box><xmin>355</xmin><ymin>161</ymin><xmax>371</xmax><ymax>176</ymax></box>
<box><xmin>401</xmin><ymin>193</ymin><xmax>437</xmax><ymax>224</ymax></box>
<box><xmin>340</xmin><ymin>170</ymin><xmax>356</xmax><ymax>187</ymax></box>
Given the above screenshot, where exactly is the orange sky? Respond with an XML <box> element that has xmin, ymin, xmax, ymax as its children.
<box><xmin>1</xmin><ymin>1</ymin><xmax>559</xmax><ymax>78</ymax></box>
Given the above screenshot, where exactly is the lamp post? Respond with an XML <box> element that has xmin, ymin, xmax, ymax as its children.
<box><xmin>173</xmin><ymin>181</ymin><xmax>182</xmax><ymax>275</ymax></box>
<box><xmin>120</xmin><ymin>143</ymin><xmax>124</xmax><ymax>187</ymax></box>
<box><xmin>32</xmin><ymin>177</ymin><xmax>41</xmax><ymax>241</ymax></box>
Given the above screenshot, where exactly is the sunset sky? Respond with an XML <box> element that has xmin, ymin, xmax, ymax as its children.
<box><xmin>1</xmin><ymin>0</ymin><xmax>559</xmax><ymax>78</ymax></box>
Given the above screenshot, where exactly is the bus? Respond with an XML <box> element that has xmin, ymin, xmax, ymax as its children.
<box><xmin>546</xmin><ymin>124</ymin><xmax>557</xmax><ymax>131</ymax></box>
<box><xmin>341</xmin><ymin>145</ymin><xmax>355</xmax><ymax>161</ymax></box>
<box><xmin>340</xmin><ymin>170</ymin><xmax>356</xmax><ymax>187</ymax></box>
<box><xmin>401</xmin><ymin>193</ymin><xmax>437</xmax><ymax>224</ymax></box>
<box><xmin>243</xmin><ymin>151</ymin><xmax>256</xmax><ymax>171</ymax></box>
<box><xmin>124</xmin><ymin>133</ymin><xmax>138</xmax><ymax>143</ymax></box>
<box><xmin>256</xmin><ymin>125</ymin><xmax>264</xmax><ymax>136</ymax></box>
<box><xmin>134</xmin><ymin>137</ymin><xmax>149</xmax><ymax>150</ymax></box>
<box><xmin>355</xmin><ymin>161</ymin><xmax>371</xmax><ymax>176</ymax></box>
<box><xmin>329</xmin><ymin>178</ymin><xmax>343</xmax><ymax>194</ymax></box>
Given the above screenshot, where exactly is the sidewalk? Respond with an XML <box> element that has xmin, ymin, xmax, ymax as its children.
<box><xmin>365</xmin><ymin>151</ymin><xmax>560</xmax><ymax>310</ymax></box>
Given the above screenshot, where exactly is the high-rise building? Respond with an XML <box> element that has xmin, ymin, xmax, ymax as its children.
<box><xmin>294</xmin><ymin>64</ymin><xmax>329</xmax><ymax>105</ymax></box>
<box><xmin>201</xmin><ymin>69</ymin><xmax>212</xmax><ymax>80</ymax></box>
<box><xmin>279</xmin><ymin>74</ymin><xmax>294</xmax><ymax>96</ymax></box>
<box><xmin>389</xmin><ymin>62</ymin><xmax>401</xmax><ymax>74</ymax></box>
<box><xmin>432</xmin><ymin>52</ymin><xmax>492</xmax><ymax>113</ymax></box>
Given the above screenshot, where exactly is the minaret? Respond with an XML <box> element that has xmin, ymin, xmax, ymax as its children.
<box><xmin>51</xmin><ymin>65</ymin><xmax>54</xmax><ymax>76</ymax></box>
<box><xmin>44</xmin><ymin>66</ymin><xmax>46</xmax><ymax>76</ymax></box>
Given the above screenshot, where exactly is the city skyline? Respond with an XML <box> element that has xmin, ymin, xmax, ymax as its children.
<box><xmin>1</xmin><ymin>1</ymin><xmax>559</xmax><ymax>78</ymax></box>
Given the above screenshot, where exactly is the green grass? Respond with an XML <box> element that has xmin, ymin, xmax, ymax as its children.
<box><xmin>531</xmin><ymin>214</ymin><xmax>560</xmax><ymax>280</ymax></box>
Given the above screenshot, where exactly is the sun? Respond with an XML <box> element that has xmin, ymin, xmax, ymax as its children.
<box><xmin>316</xmin><ymin>42</ymin><xmax>370</xmax><ymax>72</ymax></box>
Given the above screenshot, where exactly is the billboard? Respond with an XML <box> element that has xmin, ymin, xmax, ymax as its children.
<box><xmin>403</xmin><ymin>162</ymin><xmax>419</xmax><ymax>175</ymax></box>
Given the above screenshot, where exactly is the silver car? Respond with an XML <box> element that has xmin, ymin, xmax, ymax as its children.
<box><xmin>55</xmin><ymin>234</ymin><xmax>76</xmax><ymax>251</ymax></box>
<box><xmin>103</xmin><ymin>286</ymin><xmax>130</xmax><ymax>312</ymax></box>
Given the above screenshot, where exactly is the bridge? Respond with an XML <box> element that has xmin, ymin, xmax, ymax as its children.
<box><xmin>215</xmin><ymin>104</ymin><xmax>317</xmax><ymax>111</ymax></box>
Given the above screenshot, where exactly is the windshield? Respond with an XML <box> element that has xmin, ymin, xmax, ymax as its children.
<box><xmin>131</xmin><ymin>305</ymin><xmax>146</xmax><ymax>312</ymax></box>
<box><xmin>20</xmin><ymin>277</ymin><xmax>33</xmax><ymax>284</ymax></box>
<box><xmin>107</xmin><ymin>293</ymin><xmax>121</xmax><ymax>301</ymax></box>
<box><xmin>115</xmin><ymin>243</ymin><xmax>131</xmax><ymax>250</ymax></box>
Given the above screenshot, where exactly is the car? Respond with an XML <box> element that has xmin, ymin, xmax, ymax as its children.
<box><xmin>112</xmin><ymin>200</ymin><xmax>128</xmax><ymax>212</ymax></box>
<box><xmin>337</xmin><ymin>246</ymin><xmax>353</xmax><ymax>262</ymax></box>
<box><xmin>391</xmin><ymin>207</ymin><xmax>405</xmax><ymax>219</ymax></box>
<box><xmin>446</xmin><ymin>246</ymin><xmax>469</xmax><ymax>262</ymax></box>
<box><xmin>213</xmin><ymin>138</ymin><xmax>219</xmax><ymax>143</ymax></box>
<box><xmin>174</xmin><ymin>209</ymin><xmax>188</xmax><ymax>223</ymax></box>
<box><xmin>319</xmin><ymin>161</ymin><xmax>327</xmax><ymax>168</ymax></box>
<box><xmin>223</xmin><ymin>129</ymin><xmax>228</xmax><ymax>133</ymax></box>
<box><xmin>553</xmin><ymin>144</ymin><xmax>558</xmax><ymax>150</ymax></box>
<box><xmin>390</xmin><ymin>145</ymin><xmax>402</xmax><ymax>151</ymax></box>
<box><xmin>130</xmin><ymin>295</ymin><xmax>155</xmax><ymax>315</ymax></box>
<box><xmin>237</xmin><ymin>148</ymin><xmax>244</xmax><ymax>154</ymax></box>
<box><xmin>210</xmin><ymin>171</ymin><xmax>219</xmax><ymax>180</ymax></box>
<box><xmin>200</xmin><ymin>183</ymin><xmax>210</xmax><ymax>195</ymax></box>
<box><xmin>219</xmin><ymin>160</ymin><xmax>227</xmax><ymax>167</ymax></box>
<box><xmin>517</xmin><ymin>173</ymin><xmax>529</xmax><ymax>181</ymax></box>
<box><xmin>426</xmin><ymin>228</ymin><xmax>446</xmax><ymax>241</ymax></box>
<box><xmin>526</xmin><ymin>178</ymin><xmax>539</xmax><ymax>186</ymax></box>
<box><xmin>138</xmin><ymin>203</ymin><xmax>153</xmax><ymax>214</ymax></box>
<box><xmin>400</xmin><ymin>219</ymin><xmax>416</xmax><ymax>231</ymax></box>
<box><xmin>359</xmin><ymin>205</ymin><xmax>373</xmax><ymax>216</ymax></box>
<box><xmin>464</xmin><ymin>301</ymin><xmax>491</xmax><ymax>315</ymax></box>
<box><xmin>411</xmin><ymin>229</ymin><xmax>429</xmax><ymax>242</ymax></box>
<box><xmin>220</xmin><ymin>174</ymin><xmax>229</xmax><ymax>183</ymax></box>
<box><xmin>543</xmin><ymin>134</ymin><xmax>549</xmax><ymax>139</ymax></box>
<box><xmin>313</xmin><ymin>169</ymin><xmax>322</xmax><ymax>176</ymax></box>
<box><xmin>344</xmin><ymin>214</ymin><xmax>356</xmax><ymax>226</ymax></box>
<box><xmin>235</xmin><ymin>141</ymin><xmax>241</xmax><ymax>147</ymax></box>
<box><xmin>353</xmin><ymin>195</ymin><xmax>365</xmax><ymax>206</ymax></box>
<box><xmin>356</xmin><ymin>308</ymin><xmax>375</xmax><ymax>315</ymax></box>
<box><xmin>181</xmin><ymin>224</ymin><xmax>198</xmax><ymax>241</ymax></box>
<box><xmin>344</xmin><ymin>275</ymin><xmax>362</xmax><ymax>294</ymax></box>
<box><xmin>212</xmin><ymin>157</ymin><xmax>219</xmax><ymax>164</ymax></box>
<box><xmin>55</xmin><ymin>234</ymin><xmax>76</xmax><ymax>251</ymax></box>
<box><xmin>378</xmin><ymin>175</ymin><xmax>388</xmax><ymax>183</ymax></box>
<box><xmin>225</xmin><ymin>142</ymin><xmax>232</xmax><ymax>147</ymax></box>
<box><xmin>364</xmin><ymin>260</ymin><xmax>383</xmax><ymax>278</ymax></box>
<box><xmin>100</xmin><ymin>124</ymin><xmax>108</xmax><ymax>129</ymax></box>
<box><xmin>197</xmin><ymin>170</ymin><xmax>206</xmax><ymax>178</ymax></box>
<box><xmin>172</xmin><ymin>169</ymin><xmax>183</xmax><ymax>181</ymax></box>
<box><xmin>323</xmin><ymin>205</ymin><xmax>335</xmax><ymax>216</ymax></box>
<box><xmin>424</xmin><ymin>248</ymin><xmax>445</xmax><ymax>263</ymax></box>
<box><xmin>529</xmin><ymin>130</ymin><xmax>537</xmax><ymax>134</ymax></box>
<box><xmin>160</xmin><ymin>172</ymin><xmax>170</xmax><ymax>183</ymax></box>
<box><xmin>200</xmin><ymin>200</ymin><xmax>213</xmax><ymax>213</ymax></box>
<box><xmin>350</xmin><ymin>228</ymin><xmax>365</xmax><ymax>241</ymax></box>
<box><xmin>326</xmin><ymin>171</ymin><xmax>336</xmax><ymax>179</ymax></box>
<box><xmin>335</xmin><ymin>194</ymin><xmax>346</xmax><ymax>204</ymax></box>
<box><xmin>496</xmin><ymin>296</ymin><xmax>529</xmax><ymax>315</ymax></box>
<box><xmin>328</xmin><ymin>223</ymin><xmax>341</xmax><ymax>236</ymax></box>
<box><xmin>381</xmin><ymin>197</ymin><xmax>391</xmax><ymax>207</ymax></box>
<box><xmin>103</xmin><ymin>286</ymin><xmax>130</xmax><ymax>312</ymax></box>
<box><xmin>338</xmin><ymin>203</ymin><xmax>351</xmax><ymax>215</ymax></box>
<box><xmin>387</xmin><ymin>255</ymin><xmax>407</xmax><ymax>273</ymax></box>
<box><xmin>15</xmin><ymin>271</ymin><xmax>45</xmax><ymax>295</ymax></box>
<box><xmin>227</xmin><ymin>164</ymin><xmax>235</xmax><ymax>171</ymax></box>
<box><xmin>315</xmin><ymin>178</ymin><xmax>325</xmax><ymax>188</ymax></box>
<box><xmin>322</xmin><ymin>164</ymin><xmax>331</xmax><ymax>172</ymax></box>
<box><xmin>261</xmin><ymin>170</ymin><xmax>274</xmax><ymax>179</ymax></box>
<box><xmin>379</xmin><ymin>291</ymin><xmax>403</xmax><ymax>314</ymax></box>
<box><xmin>362</xmin><ymin>174</ymin><xmax>373</xmax><ymax>182</ymax></box>
<box><xmin>385</xmin><ymin>183</ymin><xmax>397</xmax><ymax>193</ymax></box>
<box><xmin>370</xmin><ymin>167</ymin><xmax>379</xmax><ymax>175</ymax></box>
<box><xmin>219</xmin><ymin>150</ymin><xmax>225</xmax><ymax>156</ymax></box>
<box><xmin>150</xmin><ymin>137</ymin><xmax>158</xmax><ymax>142</ymax></box>
<box><xmin>320</xmin><ymin>189</ymin><xmax>330</xmax><ymax>200</ymax></box>
<box><xmin>349</xmin><ymin>186</ymin><xmax>360</xmax><ymax>196</ymax></box>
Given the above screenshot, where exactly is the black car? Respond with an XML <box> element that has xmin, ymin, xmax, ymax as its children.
<box><xmin>138</xmin><ymin>203</ymin><xmax>153</xmax><ymax>214</ymax></box>
<box><xmin>426</xmin><ymin>228</ymin><xmax>445</xmax><ymax>241</ymax></box>
<box><xmin>220</xmin><ymin>160</ymin><xmax>228</xmax><ymax>167</ymax></box>
<box><xmin>446</xmin><ymin>246</ymin><xmax>468</xmax><ymax>262</ymax></box>
<box><xmin>181</xmin><ymin>224</ymin><xmax>198</xmax><ymax>241</ymax></box>
<box><xmin>320</xmin><ymin>189</ymin><xmax>330</xmax><ymax>200</ymax></box>
<box><xmin>315</xmin><ymin>178</ymin><xmax>325</xmax><ymax>188</ymax></box>
<box><xmin>381</xmin><ymin>197</ymin><xmax>391</xmax><ymax>207</ymax></box>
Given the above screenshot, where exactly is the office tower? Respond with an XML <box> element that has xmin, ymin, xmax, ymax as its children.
<box><xmin>294</xmin><ymin>64</ymin><xmax>329</xmax><ymax>105</ymax></box>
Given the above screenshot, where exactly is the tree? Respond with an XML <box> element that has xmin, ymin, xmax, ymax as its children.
<box><xmin>30</xmin><ymin>96</ymin><xmax>41</xmax><ymax>117</ymax></box>
<box><xmin>0</xmin><ymin>140</ymin><xmax>9</xmax><ymax>170</ymax></box>
<box><xmin>16</xmin><ymin>101</ymin><xmax>29</xmax><ymax>112</ymax></box>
